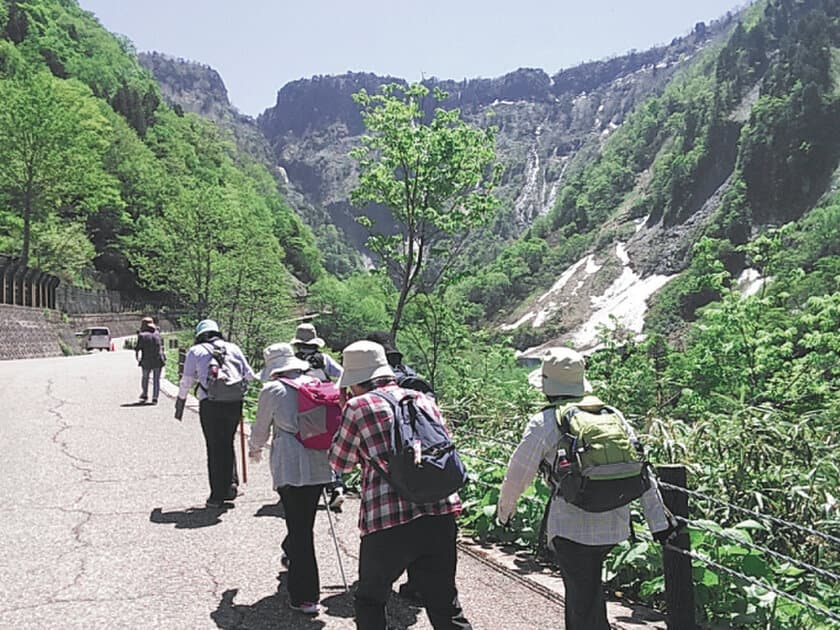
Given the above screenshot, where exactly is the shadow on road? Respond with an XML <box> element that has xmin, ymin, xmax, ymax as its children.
<box><xmin>212</xmin><ymin>588</ymin><xmax>326</xmax><ymax>629</ymax></box>
<box><xmin>211</xmin><ymin>584</ymin><xmax>423</xmax><ymax>629</ymax></box>
<box><xmin>254</xmin><ymin>501</ymin><xmax>286</xmax><ymax>519</ymax></box>
<box><xmin>149</xmin><ymin>506</ymin><xmax>228</xmax><ymax>529</ymax></box>
<box><xmin>119</xmin><ymin>401</ymin><xmax>152</xmax><ymax>407</ymax></box>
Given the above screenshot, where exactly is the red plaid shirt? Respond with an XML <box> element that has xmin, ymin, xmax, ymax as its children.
<box><xmin>329</xmin><ymin>379</ymin><xmax>462</xmax><ymax>536</ymax></box>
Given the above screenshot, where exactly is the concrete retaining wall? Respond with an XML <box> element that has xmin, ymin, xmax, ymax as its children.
<box><xmin>0</xmin><ymin>306</ymin><xmax>177</xmax><ymax>360</ymax></box>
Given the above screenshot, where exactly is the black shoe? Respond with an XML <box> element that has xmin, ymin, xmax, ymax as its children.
<box><xmin>139</xmin><ymin>395</ymin><xmax>148</xmax><ymax>402</ymax></box>
<box><xmin>205</xmin><ymin>499</ymin><xmax>224</xmax><ymax>509</ymax></box>
<box><xmin>328</xmin><ymin>488</ymin><xmax>345</xmax><ymax>511</ymax></box>
<box><xmin>151</xmin><ymin>399</ymin><xmax>158</xmax><ymax>405</ymax></box>
<box><xmin>398</xmin><ymin>582</ymin><xmax>423</xmax><ymax>604</ymax></box>
<box><xmin>225</xmin><ymin>486</ymin><xmax>242</xmax><ymax>501</ymax></box>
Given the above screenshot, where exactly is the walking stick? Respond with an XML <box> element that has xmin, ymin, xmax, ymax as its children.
<box><xmin>323</xmin><ymin>488</ymin><xmax>349</xmax><ymax>592</ymax></box>
<box><xmin>239</xmin><ymin>414</ymin><xmax>247</xmax><ymax>484</ymax></box>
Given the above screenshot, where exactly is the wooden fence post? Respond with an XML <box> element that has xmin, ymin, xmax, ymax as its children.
<box><xmin>657</xmin><ymin>464</ymin><xmax>696</xmax><ymax>630</ymax></box>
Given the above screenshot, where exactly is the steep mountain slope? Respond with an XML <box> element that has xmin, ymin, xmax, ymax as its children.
<box><xmin>257</xmin><ymin>18</ymin><xmax>735</xmax><ymax>253</ymax></box>
<box><xmin>138</xmin><ymin>52</ymin><xmax>363</xmax><ymax>276</ymax></box>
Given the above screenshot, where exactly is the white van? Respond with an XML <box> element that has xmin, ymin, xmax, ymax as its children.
<box><xmin>78</xmin><ymin>327</ymin><xmax>111</xmax><ymax>351</ymax></box>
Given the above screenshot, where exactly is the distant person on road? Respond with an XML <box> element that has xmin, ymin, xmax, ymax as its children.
<box><xmin>175</xmin><ymin>319</ymin><xmax>255</xmax><ymax>509</ymax></box>
<box><xmin>496</xmin><ymin>347</ymin><xmax>677</xmax><ymax>630</ymax></box>
<box><xmin>248</xmin><ymin>342</ymin><xmax>333</xmax><ymax>617</ymax></box>
<box><xmin>329</xmin><ymin>340</ymin><xmax>472</xmax><ymax>630</ymax></box>
<box><xmin>135</xmin><ymin>316</ymin><xmax>165</xmax><ymax>404</ymax></box>
<box><xmin>291</xmin><ymin>322</ymin><xmax>345</xmax><ymax>510</ymax></box>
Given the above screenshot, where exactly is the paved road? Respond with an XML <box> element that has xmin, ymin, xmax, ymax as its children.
<box><xmin>0</xmin><ymin>348</ymin><xmax>665</xmax><ymax>629</ymax></box>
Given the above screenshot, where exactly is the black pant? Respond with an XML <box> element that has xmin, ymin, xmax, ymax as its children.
<box><xmin>278</xmin><ymin>484</ymin><xmax>324</xmax><ymax>605</ymax></box>
<box><xmin>198</xmin><ymin>399</ymin><xmax>242</xmax><ymax>502</ymax></box>
<box><xmin>551</xmin><ymin>537</ymin><xmax>615</xmax><ymax>630</ymax></box>
<box><xmin>355</xmin><ymin>514</ymin><xmax>471</xmax><ymax>630</ymax></box>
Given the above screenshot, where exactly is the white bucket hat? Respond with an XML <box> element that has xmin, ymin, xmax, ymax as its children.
<box><xmin>528</xmin><ymin>347</ymin><xmax>592</xmax><ymax>397</ymax></box>
<box><xmin>260</xmin><ymin>342</ymin><xmax>311</xmax><ymax>381</ymax></box>
<box><xmin>291</xmin><ymin>323</ymin><xmax>325</xmax><ymax>347</ymax></box>
<box><xmin>337</xmin><ymin>340</ymin><xmax>395</xmax><ymax>388</ymax></box>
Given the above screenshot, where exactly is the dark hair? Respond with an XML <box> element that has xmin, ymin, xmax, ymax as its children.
<box><xmin>365</xmin><ymin>331</ymin><xmax>402</xmax><ymax>366</ymax></box>
<box><xmin>196</xmin><ymin>330</ymin><xmax>223</xmax><ymax>344</ymax></box>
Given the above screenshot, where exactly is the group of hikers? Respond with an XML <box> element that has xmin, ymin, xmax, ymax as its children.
<box><xmin>151</xmin><ymin>317</ymin><xmax>678</xmax><ymax>630</ymax></box>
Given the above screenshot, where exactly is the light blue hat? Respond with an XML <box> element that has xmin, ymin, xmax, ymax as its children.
<box><xmin>195</xmin><ymin>319</ymin><xmax>220</xmax><ymax>339</ymax></box>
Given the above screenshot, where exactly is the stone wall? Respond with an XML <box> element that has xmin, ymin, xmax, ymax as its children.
<box><xmin>0</xmin><ymin>306</ymin><xmax>177</xmax><ymax>360</ymax></box>
<box><xmin>0</xmin><ymin>305</ymin><xmax>74</xmax><ymax>360</ymax></box>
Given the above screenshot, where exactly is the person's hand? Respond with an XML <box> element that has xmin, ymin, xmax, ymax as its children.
<box><xmin>174</xmin><ymin>397</ymin><xmax>186</xmax><ymax>421</ymax></box>
<box><xmin>653</xmin><ymin>522</ymin><xmax>681</xmax><ymax>546</ymax></box>
<box><xmin>496</xmin><ymin>503</ymin><xmax>513</xmax><ymax>528</ymax></box>
<box><xmin>249</xmin><ymin>449</ymin><xmax>263</xmax><ymax>464</ymax></box>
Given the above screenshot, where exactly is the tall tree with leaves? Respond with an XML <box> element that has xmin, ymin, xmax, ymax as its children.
<box><xmin>350</xmin><ymin>83</ymin><xmax>501</xmax><ymax>335</ymax></box>
<box><xmin>0</xmin><ymin>72</ymin><xmax>116</xmax><ymax>266</ymax></box>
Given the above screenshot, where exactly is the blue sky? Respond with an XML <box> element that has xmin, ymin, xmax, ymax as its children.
<box><xmin>77</xmin><ymin>0</ymin><xmax>749</xmax><ymax>117</ymax></box>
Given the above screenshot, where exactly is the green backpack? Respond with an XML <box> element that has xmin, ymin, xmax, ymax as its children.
<box><xmin>547</xmin><ymin>399</ymin><xmax>650</xmax><ymax>512</ymax></box>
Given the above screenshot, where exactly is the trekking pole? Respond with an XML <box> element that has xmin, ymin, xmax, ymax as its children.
<box><xmin>239</xmin><ymin>414</ymin><xmax>247</xmax><ymax>484</ymax></box>
<box><xmin>322</xmin><ymin>488</ymin><xmax>349</xmax><ymax>592</ymax></box>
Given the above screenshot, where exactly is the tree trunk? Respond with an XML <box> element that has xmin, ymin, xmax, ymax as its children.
<box><xmin>20</xmin><ymin>187</ymin><xmax>33</xmax><ymax>267</ymax></box>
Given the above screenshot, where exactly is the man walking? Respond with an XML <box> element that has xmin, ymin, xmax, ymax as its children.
<box><xmin>329</xmin><ymin>340</ymin><xmax>472</xmax><ymax>630</ymax></box>
<box><xmin>135</xmin><ymin>316</ymin><xmax>165</xmax><ymax>404</ymax></box>
<box><xmin>497</xmin><ymin>347</ymin><xmax>676</xmax><ymax>630</ymax></box>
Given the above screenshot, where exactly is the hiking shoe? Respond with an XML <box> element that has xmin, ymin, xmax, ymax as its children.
<box><xmin>289</xmin><ymin>601</ymin><xmax>320</xmax><ymax>615</ymax></box>
<box><xmin>280</xmin><ymin>553</ymin><xmax>290</xmax><ymax>569</ymax></box>
<box><xmin>205</xmin><ymin>499</ymin><xmax>224</xmax><ymax>509</ymax></box>
<box><xmin>139</xmin><ymin>394</ymin><xmax>148</xmax><ymax>402</ymax></box>
<box><xmin>151</xmin><ymin>399</ymin><xmax>158</xmax><ymax>405</ymax></box>
<box><xmin>398</xmin><ymin>582</ymin><xmax>423</xmax><ymax>604</ymax></box>
<box><xmin>225</xmin><ymin>486</ymin><xmax>242</xmax><ymax>501</ymax></box>
<box><xmin>328</xmin><ymin>488</ymin><xmax>345</xmax><ymax>511</ymax></box>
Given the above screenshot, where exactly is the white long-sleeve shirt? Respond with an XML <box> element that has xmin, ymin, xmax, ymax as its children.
<box><xmin>177</xmin><ymin>339</ymin><xmax>255</xmax><ymax>401</ymax></box>
<box><xmin>249</xmin><ymin>372</ymin><xmax>332</xmax><ymax>489</ymax></box>
<box><xmin>498</xmin><ymin>396</ymin><xmax>672</xmax><ymax>546</ymax></box>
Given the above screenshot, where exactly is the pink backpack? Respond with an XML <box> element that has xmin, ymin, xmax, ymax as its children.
<box><xmin>279</xmin><ymin>376</ymin><xmax>342</xmax><ymax>449</ymax></box>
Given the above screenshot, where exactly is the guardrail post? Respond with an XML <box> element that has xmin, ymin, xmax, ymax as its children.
<box><xmin>658</xmin><ymin>464</ymin><xmax>696</xmax><ymax>630</ymax></box>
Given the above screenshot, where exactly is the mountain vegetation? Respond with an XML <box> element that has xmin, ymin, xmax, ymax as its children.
<box><xmin>0</xmin><ymin>0</ymin><xmax>323</xmax><ymax>358</ymax></box>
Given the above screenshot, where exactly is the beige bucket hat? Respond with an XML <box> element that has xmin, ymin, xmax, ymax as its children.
<box><xmin>291</xmin><ymin>322</ymin><xmax>325</xmax><ymax>347</ymax></box>
<box><xmin>528</xmin><ymin>347</ymin><xmax>592</xmax><ymax>397</ymax></box>
<box><xmin>337</xmin><ymin>340</ymin><xmax>395</xmax><ymax>388</ymax></box>
<box><xmin>260</xmin><ymin>342</ymin><xmax>311</xmax><ymax>381</ymax></box>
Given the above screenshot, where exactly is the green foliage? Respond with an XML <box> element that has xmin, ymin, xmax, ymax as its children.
<box><xmin>305</xmin><ymin>272</ymin><xmax>393</xmax><ymax>350</ymax></box>
<box><xmin>351</xmin><ymin>82</ymin><xmax>502</xmax><ymax>333</ymax></box>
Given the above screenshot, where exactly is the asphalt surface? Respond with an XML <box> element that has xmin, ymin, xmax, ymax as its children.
<box><xmin>0</xmin><ymin>347</ymin><xmax>666</xmax><ymax>629</ymax></box>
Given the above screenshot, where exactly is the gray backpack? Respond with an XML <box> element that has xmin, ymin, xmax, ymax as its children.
<box><xmin>201</xmin><ymin>341</ymin><xmax>247</xmax><ymax>401</ymax></box>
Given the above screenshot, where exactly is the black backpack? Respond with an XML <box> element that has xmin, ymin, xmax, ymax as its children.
<box><xmin>369</xmin><ymin>389</ymin><xmax>467</xmax><ymax>504</ymax></box>
<box><xmin>393</xmin><ymin>363</ymin><xmax>434</xmax><ymax>395</ymax></box>
<box><xmin>296</xmin><ymin>348</ymin><xmax>329</xmax><ymax>382</ymax></box>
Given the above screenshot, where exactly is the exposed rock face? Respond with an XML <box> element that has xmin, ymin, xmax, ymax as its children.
<box><xmin>139</xmin><ymin>52</ymin><xmax>275</xmax><ymax>165</ymax></box>
<box><xmin>256</xmin><ymin>22</ymin><xmax>731</xmax><ymax>250</ymax></box>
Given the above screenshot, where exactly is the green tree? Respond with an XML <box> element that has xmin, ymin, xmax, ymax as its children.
<box><xmin>0</xmin><ymin>72</ymin><xmax>116</xmax><ymax>266</ymax></box>
<box><xmin>350</xmin><ymin>82</ymin><xmax>501</xmax><ymax>335</ymax></box>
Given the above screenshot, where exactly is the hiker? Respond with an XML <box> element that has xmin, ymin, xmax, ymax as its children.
<box><xmin>135</xmin><ymin>316</ymin><xmax>165</xmax><ymax>404</ymax></box>
<box><xmin>248</xmin><ymin>343</ymin><xmax>332</xmax><ymax>616</ymax></box>
<box><xmin>364</xmin><ymin>330</ymin><xmax>431</xmax><ymax>603</ymax></box>
<box><xmin>291</xmin><ymin>322</ymin><xmax>345</xmax><ymax>510</ymax></box>
<box><xmin>175</xmin><ymin>319</ymin><xmax>255</xmax><ymax>509</ymax></box>
<box><xmin>291</xmin><ymin>322</ymin><xmax>343</xmax><ymax>383</ymax></box>
<box><xmin>365</xmin><ymin>330</ymin><xmax>433</xmax><ymax>395</ymax></box>
<box><xmin>496</xmin><ymin>347</ymin><xmax>677</xmax><ymax>630</ymax></box>
<box><xmin>329</xmin><ymin>340</ymin><xmax>472</xmax><ymax>630</ymax></box>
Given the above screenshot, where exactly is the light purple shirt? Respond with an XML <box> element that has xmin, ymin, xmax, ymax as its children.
<box><xmin>177</xmin><ymin>339</ymin><xmax>256</xmax><ymax>401</ymax></box>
